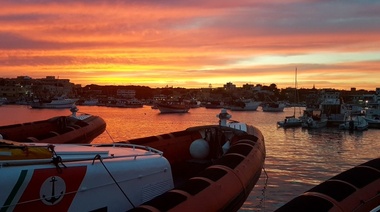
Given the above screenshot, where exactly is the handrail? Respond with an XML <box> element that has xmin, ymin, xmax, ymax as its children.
<box><xmin>0</xmin><ymin>143</ymin><xmax>164</xmax><ymax>167</ymax></box>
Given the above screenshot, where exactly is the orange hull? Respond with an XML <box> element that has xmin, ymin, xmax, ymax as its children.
<box><xmin>0</xmin><ymin>115</ymin><xmax>106</xmax><ymax>144</ymax></box>
<box><xmin>276</xmin><ymin>158</ymin><xmax>380</xmax><ymax>212</ymax></box>
<box><xmin>128</xmin><ymin>124</ymin><xmax>266</xmax><ymax>212</ymax></box>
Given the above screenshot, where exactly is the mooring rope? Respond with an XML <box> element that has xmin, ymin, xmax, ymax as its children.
<box><xmin>48</xmin><ymin>145</ymin><xmax>67</xmax><ymax>173</ymax></box>
<box><xmin>253</xmin><ymin>166</ymin><xmax>269</xmax><ymax>211</ymax></box>
<box><xmin>92</xmin><ymin>154</ymin><xmax>135</xmax><ymax>208</ymax></box>
<box><xmin>261</xmin><ymin>166</ymin><xmax>269</xmax><ymax>211</ymax></box>
<box><xmin>105</xmin><ymin>129</ymin><xmax>116</xmax><ymax>144</ymax></box>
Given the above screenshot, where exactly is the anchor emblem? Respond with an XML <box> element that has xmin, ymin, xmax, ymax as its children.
<box><xmin>40</xmin><ymin>176</ymin><xmax>66</xmax><ymax>205</ymax></box>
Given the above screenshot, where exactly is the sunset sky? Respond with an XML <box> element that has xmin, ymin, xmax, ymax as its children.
<box><xmin>0</xmin><ymin>0</ymin><xmax>379</xmax><ymax>90</ymax></box>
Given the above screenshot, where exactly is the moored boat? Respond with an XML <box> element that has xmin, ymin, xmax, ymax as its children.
<box><xmin>30</xmin><ymin>98</ymin><xmax>78</xmax><ymax>109</ymax></box>
<box><xmin>275</xmin><ymin>157</ymin><xmax>380</xmax><ymax>212</ymax></box>
<box><xmin>230</xmin><ymin>99</ymin><xmax>261</xmax><ymax>111</ymax></box>
<box><xmin>363</xmin><ymin>117</ymin><xmax>380</xmax><ymax>129</ymax></box>
<box><xmin>262</xmin><ymin>102</ymin><xmax>286</xmax><ymax>112</ymax></box>
<box><xmin>186</xmin><ymin>98</ymin><xmax>201</xmax><ymax>108</ymax></box>
<box><xmin>278</xmin><ymin>68</ymin><xmax>302</xmax><ymax>128</ymax></box>
<box><xmin>0</xmin><ymin>97</ymin><xmax>7</xmax><ymax>106</ymax></box>
<box><xmin>301</xmin><ymin>109</ymin><xmax>328</xmax><ymax>129</ymax></box>
<box><xmin>364</xmin><ymin>108</ymin><xmax>380</xmax><ymax>128</ymax></box>
<box><xmin>0</xmin><ymin>109</ymin><xmax>265</xmax><ymax>212</ymax></box>
<box><xmin>0</xmin><ymin>107</ymin><xmax>106</xmax><ymax>144</ymax></box>
<box><xmin>339</xmin><ymin>114</ymin><xmax>368</xmax><ymax>131</ymax></box>
<box><xmin>156</xmin><ymin>100</ymin><xmax>190</xmax><ymax>113</ymax></box>
<box><xmin>106</xmin><ymin>98</ymin><xmax>143</xmax><ymax>108</ymax></box>
<box><xmin>277</xmin><ymin>115</ymin><xmax>303</xmax><ymax>128</ymax></box>
<box><xmin>205</xmin><ymin>101</ymin><xmax>226</xmax><ymax>109</ymax></box>
<box><xmin>81</xmin><ymin>99</ymin><xmax>99</xmax><ymax>106</ymax></box>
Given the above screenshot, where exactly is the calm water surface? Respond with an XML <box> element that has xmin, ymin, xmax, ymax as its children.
<box><xmin>1</xmin><ymin>105</ymin><xmax>379</xmax><ymax>211</ymax></box>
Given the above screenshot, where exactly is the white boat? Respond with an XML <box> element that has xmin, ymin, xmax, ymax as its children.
<box><xmin>205</xmin><ymin>101</ymin><xmax>226</xmax><ymax>109</ymax></box>
<box><xmin>317</xmin><ymin>92</ymin><xmax>364</xmax><ymax>126</ymax></box>
<box><xmin>230</xmin><ymin>99</ymin><xmax>261</xmax><ymax>111</ymax></box>
<box><xmin>0</xmin><ymin>97</ymin><xmax>7</xmax><ymax>106</ymax></box>
<box><xmin>278</xmin><ymin>68</ymin><xmax>302</xmax><ymax>128</ymax></box>
<box><xmin>156</xmin><ymin>100</ymin><xmax>190</xmax><ymax>113</ymax></box>
<box><xmin>82</xmin><ymin>99</ymin><xmax>99</xmax><ymax>106</ymax></box>
<box><xmin>186</xmin><ymin>99</ymin><xmax>201</xmax><ymax>108</ymax></box>
<box><xmin>30</xmin><ymin>98</ymin><xmax>78</xmax><ymax>109</ymax></box>
<box><xmin>278</xmin><ymin>115</ymin><xmax>303</xmax><ymax>128</ymax></box>
<box><xmin>363</xmin><ymin>108</ymin><xmax>380</xmax><ymax>128</ymax></box>
<box><xmin>106</xmin><ymin>99</ymin><xmax>143</xmax><ymax>108</ymax></box>
<box><xmin>339</xmin><ymin>115</ymin><xmax>368</xmax><ymax>131</ymax></box>
<box><xmin>302</xmin><ymin>117</ymin><xmax>328</xmax><ymax>129</ymax></box>
<box><xmin>0</xmin><ymin>109</ymin><xmax>265</xmax><ymax>212</ymax></box>
<box><xmin>262</xmin><ymin>102</ymin><xmax>286</xmax><ymax>112</ymax></box>
<box><xmin>363</xmin><ymin>117</ymin><xmax>380</xmax><ymax>129</ymax></box>
<box><xmin>301</xmin><ymin>109</ymin><xmax>328</xmax><ymax>129</ymax></box>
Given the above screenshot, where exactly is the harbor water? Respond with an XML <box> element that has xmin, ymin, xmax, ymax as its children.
<box><xmin>1</xmin><ymin>105</ymin><xmax>379</xmax><ymax>211</ymax></box>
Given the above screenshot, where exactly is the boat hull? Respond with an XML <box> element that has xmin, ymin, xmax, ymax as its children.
<box><xmin>339</xmin><ymin>116</ymin><xmax>369</xmax><ymax>131</ymax></box>
<box><xmin>0</xmin><ymin>143</ymin><xmax>172</xmax><ymax>212</ymax></box>
<box><xmin>128</xmin><ymin>124</ymin><xmax>265</xmax><ymax>212</ymax></box>
<box><xmin>156</xmin><ymin>103</ymin><xmax>190</xmax><ymax>113</ymax></box>
<box><xmin>278</xmin><ymin>119</ymin><xmax>303</xmax><ymax>128</ymax></box>
<box><xmin>302</xmin><ymin>119</ymin><xmax>328</xmax><ymax>129</ymax></box>
<box><xmin>0</xmin><ymin>114</ymin><xmax>106</xmax><ymax>144</ymax></box>
<box><xmin>0</xmin><ymin>111</ymin><xmax>265</xmax><ymax>212</ymax></box>
<box><xmin>363</xmin><ymin>117</ymin><xmax>380</xmax><ymax>129</ymax></box>
<box><xmin>30</xmin><ymin>99</ymin><xmax>78</xmax><ymax>109</ymax></box>
<box><xmin>262</xmin><ymin>103</ymin><xmax>285</xmax><ymax>112</ymax></box>
<box><xmin>275</xmin><ymin>158</ymin><xmax>380</xmax><ymax>212</ymax></box>
<box><xmin>230</xmin><ymin>100</ymin><xmax>260</xmax><ymax>111</ymax></box>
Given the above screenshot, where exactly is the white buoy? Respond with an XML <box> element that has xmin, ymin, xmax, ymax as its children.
<box><xmin>189</xmin><ymin>139</ymin><xmax>210</xmax><ymax>159</ymax></box>
<box><xmin>0</xmin><ymin>134</ymin><xmax>3</xmax><ymax>140</ymax></box>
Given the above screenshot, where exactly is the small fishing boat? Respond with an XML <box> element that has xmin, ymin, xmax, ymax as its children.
<box><xmin>187</xmin><ymin>99</ymin><xmax>201</xmax><ymax>108</ymax></box>
<box><xmin>277</xmin><ymin>115</ymin><xmax>303</xmax><ymax>128</ymax></box>
<box><xmin>0</xmin><ymin>97</ymin><xmax>7</xmax><ymax>106</ymax></box>
<box><xmin>0</xmin><ymin>106</ymin><xmax>106</xmax><ymax>144</ymax></box>
<box><xmin>205</xmin><ymin>101</ymin><xmax>226</xmax><ymax>109</ymax></box>
<box><xmin>81</xmin><ymin>99</ymin><xmax>99</xmax><ymax>106</ymax></box>
<box><xmin>230</xmin><ymin>99</ymin><xmax>261</xmax><ymax>111</ymax></box>
<box><xmin>363</xmin><ymin>116</ymin><xmax>380</xmax><ymax>129</ymax></box>
<box><xmin>262</xmin><ymin>102</ymin><xmax>286</xmax><ymax>112</ymax></box>
<box><xmin>156</xmin><ymin>100</ymin><xmax>190</xmax><ymax>113</ymax></box>
<box><xmin>278</xmin><ymin>68</ymin><xmax>303</xmax><ymax>128</ymax></box>
<box><xmin>301</xmin><ymin>108</ymin><xmax>328</xmax><ymax>129</ymax></box>
<box><xmin>339</xmin><ymin>115</ymin><xmax>368</xmax><ymax>131</ymax></box>
<box><xmin>275</xmin><ymin>157</ymin><xmax>380</xmax><ymax>212</ymax></box>
<box><xmin>363</xmin><ymin>108</ymin><xmax>380</xmax><ymax>128</ymax></box>
<box><xmin>0</xmin><ymin>109</ymin><xmax>265</xmax><ymax>212</ymax></box>
<box><xmin>106</xmin><ymin>98</ymin><xmax>143</xmax><ymax>108</ymax></box>
<box><xmin>30</xmin><ymin>98</ymin><xmax>78</xmax><ymax>109</ymax></box>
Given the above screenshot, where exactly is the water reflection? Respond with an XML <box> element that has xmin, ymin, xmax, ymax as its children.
<box><xmin>0</xmin><ymin>105</ymin><xmax>379</xmax><ymax>211</ymax></box>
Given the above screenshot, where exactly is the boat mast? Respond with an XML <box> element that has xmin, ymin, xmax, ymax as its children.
<box><xmin>294</xmin><ymin>67</ymin><xmax>299</xmax><ymax>116</ymax></box>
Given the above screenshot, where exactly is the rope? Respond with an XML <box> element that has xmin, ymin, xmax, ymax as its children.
<box><xmin>105</xmin><ymin>129</ymin><xmax>116</xmax><ymax>144</ymax></box>
<box><xmin>92</xmin><ymin>154</ymin><xmax>135</xmax><ymax>208</ymax></box>
<box><xmin>262</xmin><ymin>167</ymin><xmax>269</xmax><ymax>211</ymax></box>
<box><xmin>48</xmin><ymin>145</ymin><xmax>66</xmax><ymax>173</ymax></box>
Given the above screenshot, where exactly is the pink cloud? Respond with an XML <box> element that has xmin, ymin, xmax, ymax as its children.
<box><xmin>0</xmin><ymin>0</ymin><xmax>379</xmax><ymax>90</ymax></box>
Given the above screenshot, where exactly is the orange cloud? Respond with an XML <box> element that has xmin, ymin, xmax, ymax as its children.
<box><xmin>0</xmin><ymin>1</ymin><xmax>379</xmax><ymax>90</ymax></box>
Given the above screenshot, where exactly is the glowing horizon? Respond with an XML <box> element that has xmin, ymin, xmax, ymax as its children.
<box><xmin>1</xmin><ymin>1</ymin><xmax>379</xmax><ymax>90</ymax></box>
